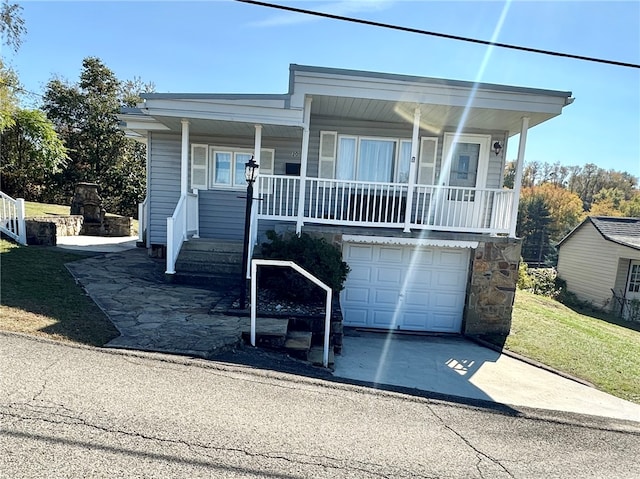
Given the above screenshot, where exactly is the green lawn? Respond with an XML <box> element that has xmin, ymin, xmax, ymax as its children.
<box><xmin>505</xmin><ymin>290</ymin><xmax>640</xmax><ymax>404</ymax></box>
<box><xmin>24</xmin><ymin>201</ymin><xmax>70</xmax><ymax>217</ymax></box>
<box><xmin>0</xmin><ymin>239</ymin><xmax>119</xmax><ymax>346</ymax></box>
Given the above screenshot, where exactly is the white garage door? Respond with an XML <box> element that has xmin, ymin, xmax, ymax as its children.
<box><xmin>340</xmin><ymin>243</ymin><xmax>469</xmax><ymax>332</ymax></box>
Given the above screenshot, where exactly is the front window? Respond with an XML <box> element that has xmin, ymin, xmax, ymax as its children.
<box><xmin>211</xmin><ymin>150</ymin><xmax>259</xmax><ymax>188</ymax></box>
<box><xmin>335</xmin><ymin>136</ymin><xmax>410</xmax><ymax>183</ymax></box>
<box><xmin>629</xmin><ymin>264</ymin><xmax>640</xmax><ymax>293</ymax></box>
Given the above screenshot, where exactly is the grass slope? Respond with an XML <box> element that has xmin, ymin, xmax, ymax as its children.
<box><xmin>0</xmin><ymin>239</ymin><xmax>119</xmax><ymax>346</ymax></box>
<box><xmin>507</xmin><ymin>290</ymin><xmax>640</xmax><ymax>404</ymax></box>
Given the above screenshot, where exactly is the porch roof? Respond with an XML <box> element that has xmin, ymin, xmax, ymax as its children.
<box><xmin>119</xmin><ymin>63</ymin><xmax>573</xmax><ymax>138</ymax></box>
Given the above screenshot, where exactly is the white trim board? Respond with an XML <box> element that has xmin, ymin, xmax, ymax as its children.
<box><xmin>341</xmin><ymin>235</ymin><xmax>478</xmax><ymax>249</ymax></box>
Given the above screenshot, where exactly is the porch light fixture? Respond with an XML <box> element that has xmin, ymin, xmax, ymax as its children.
<box><xmin>493</xmin><ymin>141</ymin><xmax>503</xmax><ymax>156</ymax></box>
<box><xmin>245</xmin><ymin>156</ymin><xmax>259</xmax><ymax>183</ymax></box>
<box><xmin>240</xmin><ymin>156</ymin><xmax>259</xmax><ymax>310</ymax></box>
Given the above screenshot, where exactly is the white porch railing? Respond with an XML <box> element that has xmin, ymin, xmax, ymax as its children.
<box><xmin>137</xmin><ymin>196</ymin><xmax>149</xmax><ymax>245</ymax></box>
<box><xmin>0</xmin><ymin>191</ymin><xmax>27</xmax><ymax>245</ymax></box>
<box><xmin>255</xmin><ymin>175</ymin><xmax>515</xmax><ymax>235</ymax></box>
<box><xmin>250</xmin><ymin>258</ymin><xmax>332</xmax><ymax>368</ymax></box>
<box><xmin>166</xmin><ymin>190</ymin><xmax>199</xmax><ymax>275</ymax></box>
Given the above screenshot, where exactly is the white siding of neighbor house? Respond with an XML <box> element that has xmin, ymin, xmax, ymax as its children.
<box><xmin>557</xmin><ymin>222</ymin><xmax>640</xmax><ymax>308</ymax></box>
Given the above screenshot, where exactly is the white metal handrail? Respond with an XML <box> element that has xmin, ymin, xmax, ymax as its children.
<box><xmin>166</xmin><ymin>190</ymin><xmax>199</xmax><ymax>275</ymax></box>
<box><xmin>250</xmin><ymin>259</ymin><xmax>332</xmax><ymax>368</ymax></box>
<box><xmin>0</xmin><ymin>191</ymin><xmax>27</xmax><ymax>245</ymax></box>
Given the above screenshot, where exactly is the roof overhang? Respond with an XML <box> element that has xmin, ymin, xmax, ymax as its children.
<box><xmin>119</xmin><ymin>64</ymin><xmax>573</xmax><ymax>139</ymax></box>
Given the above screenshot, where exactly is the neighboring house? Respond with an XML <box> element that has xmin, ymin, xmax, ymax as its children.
<box><xmin>119</xmin><ymin>64</ymin><xmax>573</xmax><ymax>336</ymax></box>
<box><xmin>557</xmin><ymin>216</ymin><xmax>640</xmax><ymax>318</ymax></box>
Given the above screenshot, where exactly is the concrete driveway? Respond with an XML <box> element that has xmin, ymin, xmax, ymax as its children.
<box><xmin>333</xmin><ymin>330</ymin><xmax>640</xmax><ymax>422</ymax></box>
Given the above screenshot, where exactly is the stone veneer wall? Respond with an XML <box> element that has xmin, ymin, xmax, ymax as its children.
<box><xmin>464</xmin><ymin>239</ymin><xmax>522</xmax><ymax>336</ymax></box>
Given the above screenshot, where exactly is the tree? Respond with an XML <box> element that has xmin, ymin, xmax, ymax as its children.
<box><xmin>42</xmin><ymin>57</ymin><xmax>153</xmax><ymax>216</ymax></box>
<box><xmin>533</xmin><ymin>183</ymin><xmax>584</xmax><ymax>242</ymax></box>
<box><xmin>0</xmin><ymin>59</ymin><xmax>19</xmax><ymax>131</ymax></box>
<box><xmin>517</xmin><ymin>193</ymin><xmax>553</xmax><ymax>266</ymax></box>
<box><xmin>0</xmin><ymin>109</ymin><xmax>67</xmax><ymax>200</ymax></box>
<box><xmin>0</xmin><ymin>0</ymin><xmax>25</xmax><ymax>52</ymax></box>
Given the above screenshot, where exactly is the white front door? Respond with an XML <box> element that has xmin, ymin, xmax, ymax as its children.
<box><xmin>340</xmin><ymin>243</ymin><xmax>469</xmax><ymax>332</ymax></box>
<box><xmin>435</xmin><ymin>133</ymin><xmax>490</xmax><ymax>228</ymax></box>
<box><xmin>624</xmin><ymin>260</ymin><xmax>640</xmax><ymax>320</ymax></box>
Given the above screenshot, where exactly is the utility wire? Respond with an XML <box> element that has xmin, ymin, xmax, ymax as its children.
<box><xmin>237</xmin><ymin>0</ymin><xmax>640</xmax><ymax>69</ymax></box>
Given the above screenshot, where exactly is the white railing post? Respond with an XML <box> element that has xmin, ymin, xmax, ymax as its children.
<box><xmin>16</xmin><ymin>198</ymin><xmax>26</xmax><ymax>245</ymax></box>
<box><xmin>166</xmin><ymin>217</ymin><xmax>176</xmax><ymax>274</ymax></box>
<box><xmin>404</xmin><ymin>107</ymin><xmax>421</xmax><ymax>232</ymax></box>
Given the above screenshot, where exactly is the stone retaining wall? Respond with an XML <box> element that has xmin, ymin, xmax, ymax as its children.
<box><xmin>28</xmin><ymin>215</ymin><xmax>84</xmax><ymax>237</ymax></box>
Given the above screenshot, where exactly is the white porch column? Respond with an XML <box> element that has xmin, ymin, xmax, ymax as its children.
<box><xmin>180</xmin><ymin>119</ymin><xmax>190</xmax><ymax>196</ymax></box>
<box><xmin>404</xmin><ymin>107</ymin><xmax>421</xmax><ymax>232</ymax></box>
<box><xmin>296</xmin><ymin>96</ymin><xmax>312</xmax><ymax>234</ymax></box>
<box><xmin>180</xmin><ymin>119</ymin><xmax>190</xmax><ymax>239</ymax></box>
<box><xmin>509</xmin><ymin>116</ymin><xmax>530</xmax><ymax>238</ymax></box>
<box><xmin>247</xmin><ymin>124</ymin><xmax>263</xmax><ymax>276</ymax></box>
<box><xmin>254</xmin><ymin>124</ymin><xmax>263</xmax><ymax>166</ymax></box>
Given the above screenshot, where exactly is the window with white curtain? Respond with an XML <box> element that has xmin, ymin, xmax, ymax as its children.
<box><xmin>333</xmin><ymin>136</ymin><xmax>411</xmax><ymax>183</ymax></box>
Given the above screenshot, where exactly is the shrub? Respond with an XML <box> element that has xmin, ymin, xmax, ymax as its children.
<box><xmin>259</xmin><ymin>230</ymin><xmax>350</xmax><ymax>302</ymax></box>
<box><xmin>517</xmin><ymin>260</ymin><xmax>534</xmax><ymax>290</ymax></box>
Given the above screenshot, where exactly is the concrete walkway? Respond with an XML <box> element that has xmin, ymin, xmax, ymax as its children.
<box><xmin>60</xmin><ymin>237</ymin><xmax>640</xmax><ymax>423</ymax></box>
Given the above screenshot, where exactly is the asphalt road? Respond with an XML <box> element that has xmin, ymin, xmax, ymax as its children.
<box><xmin>1</xmin><ymin>332</ymin><xmax>639</xmax><ymax>479</ymax></box>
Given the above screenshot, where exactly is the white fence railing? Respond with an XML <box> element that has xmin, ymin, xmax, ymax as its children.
<box><xmin>0</xmin><ymin>191</ymin><xmax>27</xmax><ymax>245</ymax></box>
<box><xmin>137</xmin><ymin>196</ymin><xmax>149</xmax><ymax>245</ymax></box>
<box><xmin>250</xmin><ymin>258</ymin><xmax>332</xmax><ymax>368</ymax></box>
<box><xmin>166</xmin><ymin>190</ymin><xmax>199</xmax><ymax>275</ymax></box>
<box><xmin>255</xmin><ymin>175</ymin><xmax>515</xmax><ymax>234</ymax></box>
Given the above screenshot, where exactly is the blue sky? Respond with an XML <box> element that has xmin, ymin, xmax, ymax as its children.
<box><xmin>5</xmin><ymin>0</ymin><xmax>640</xmax><ymax>178</ymax></box>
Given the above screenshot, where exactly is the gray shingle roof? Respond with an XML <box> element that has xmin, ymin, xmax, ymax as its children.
<box><xmin>589</xmin><ymin>216</ymin><xmax>640</xmax><ymax>250</ymax></box>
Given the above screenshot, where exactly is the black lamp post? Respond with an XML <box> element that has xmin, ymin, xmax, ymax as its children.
<box><xmin>239</xmin><ymin>156</ymin><xmax>259</xmax><ymax>309</ymax></box>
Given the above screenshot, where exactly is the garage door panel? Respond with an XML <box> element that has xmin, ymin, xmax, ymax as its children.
<box><xmin>403</xmin><ymin>291</ymin><xmax>430</xmax><ymax>308</ymax></box>
<box><xmin>401</xmin><ymin>312</ymin><xmax>429</xmax><ymax>330</ymax></box>
<box><xmin>434</xmin><ymin>270</ymin><xmax>468</xmax><ymax>287</ymax></box>
<box><xmin>372</xmin><ymin>310</ymin><xmax>396</xmax><ymax>328</ymax></box>
<box><xmin>376</xmin><ymin>267</ymin><xmax>403</xmax><ymax>284</ymax></box>
<box><xmin>349</xmin><ymin>265</ymin><xmax>372</xmax><ymax>282</ymax></box>
<box><xmin>374</xmin><ymin>289</ymin><xmax>402</xmax><ymax>305</ymax></box>
<box><xmin>431</xmin><ymin>313</ymin><xmax>460</xmax><ymax>332</ymax></box>
<box><xmin>439</xmin><ymin>250</ymin><xmax>468</xmax><ymax>267</ymax></box>
<box><xmin>377</xmin><ymin>246</ymin><xmax>404</xmax><ymax>263</ymax></box>
<box><xmin>434</xmin><ymin>292</ymin><xmax>465</xmax><ymax>309</ymax></box>
<box><xmin>344</xmin><ymin>287</ymin><xmax>370</xmax><ymax>304</ymax></box>
<box><xmin>344</xmin><ymin>308</ymin><xmax>368</xmax><ymax>326</ymax></box>
<box><xmin>345</xmin><ymin>244</ymin><xmax>374</xmax><ymax>261</ymax></box>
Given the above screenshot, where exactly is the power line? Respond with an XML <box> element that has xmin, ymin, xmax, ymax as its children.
<box><xmin>237</xmin><ymin>0</ymin><xmax>640</xmax><ymax>69</ymax></box>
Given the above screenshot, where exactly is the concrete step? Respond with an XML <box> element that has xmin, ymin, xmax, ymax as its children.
<box><xmin>308</xmin><ymin>345</ymin><xmax>335</xmax><ymax>367</ymax></box>
<box><xmin>177</xmin><ymin>249</ymin><xmax>243</xmax><ymax>265</ymax></box>
<box><xmin>175</xmin><ymin>259</ymin><xmax>242</xmax><ymax>275</ymax></box>
<box><xmin>241</xmin><ymin>317</ymin><xmax>289</xmax><ymax>348</ymax></box>
<box><xmin>284</xmin><ymin>330</ymin><xmax>313</xmax><ymax>351</ymax></box>
<box><xmin>182</xmin><ymin>238</ymin><xmax>244</xmax><ymax>253</ymax></box>
<box><xmin>174</xmin><ymin>271</ymin><xmax>240</xmax><ymax>288</ymax></box>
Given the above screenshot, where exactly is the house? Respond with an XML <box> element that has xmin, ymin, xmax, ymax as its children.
<box><xmin>557</xmin><ymin>216</ymin><xmax>640</xmax><ymax>317</ymax></box>
<box><xmin>119</xmin><ymin>64</ymin><xmax>573</xmax><ymax>337</ymax></box>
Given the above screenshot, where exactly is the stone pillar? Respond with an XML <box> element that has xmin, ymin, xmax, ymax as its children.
<box><xmin>464</xmin><ymin>239</ymin><xmax>522</xmax><ymax>337</ymax></box>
